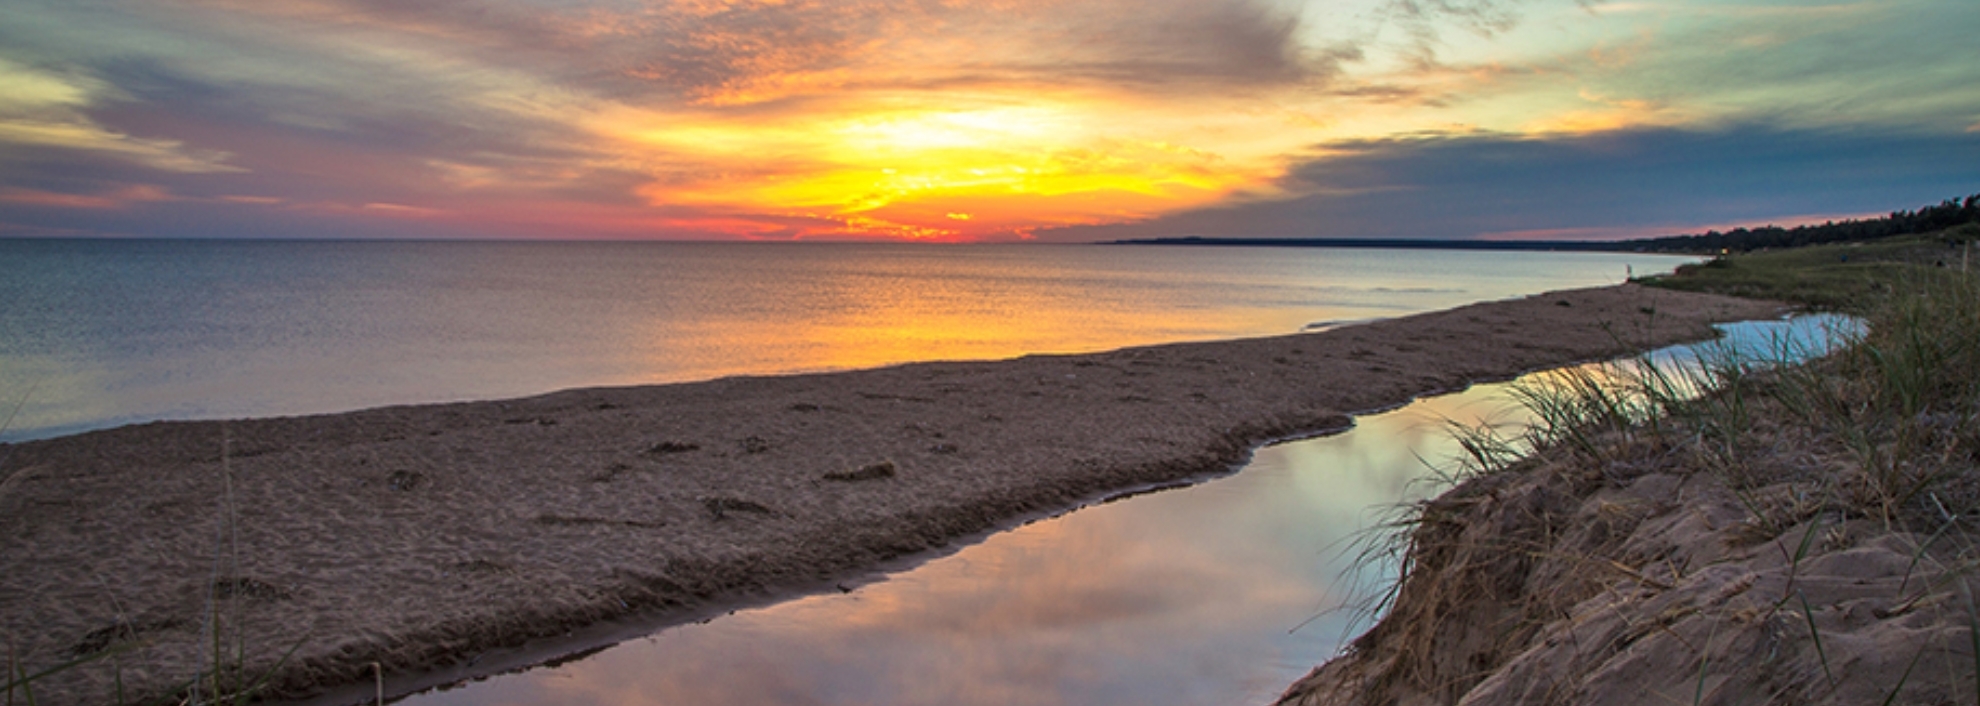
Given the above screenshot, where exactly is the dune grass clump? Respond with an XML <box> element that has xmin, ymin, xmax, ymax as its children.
<box><xmin>1762</xmin><ymin>275</ymin><xmax>1980</xmax><ymax>525</ymax></box>
<box><xmin>1465</xmin><ymin>233</ymin><xmax>1980</xmax><ymax>525</ymax></box>
<box><xmin>1313</xmin><ymin>234</ymin><xmax>1980</xmax><ymax>706</ymax></box>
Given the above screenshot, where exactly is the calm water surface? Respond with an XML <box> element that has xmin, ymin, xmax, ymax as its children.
<box><xmin>397</xmin><ymin>316</ymin><xmax>1854</xmax><ymax>706</ymax></box>
<box><xmin>1</xmin><ymin>240</ymin><xmax>1686</xmax><ymax>442</ymax></box>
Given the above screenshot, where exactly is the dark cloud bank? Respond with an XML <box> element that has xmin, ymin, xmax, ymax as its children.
<box><xmin>1048</xmin><ymin>126</ymin><xmax>1980</xmax><ymax>242</ymax></box>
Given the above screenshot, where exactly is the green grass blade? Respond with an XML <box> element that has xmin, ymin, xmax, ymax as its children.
<box><xmin>1879</xmin><ymin>645</ymin><xmax>1926</xmax><ymax>706</ymax></box>
<box><xmin>1799</xmin><ymin>591</ymin><xmax>1835</xmax><ymax>689</ymax></box>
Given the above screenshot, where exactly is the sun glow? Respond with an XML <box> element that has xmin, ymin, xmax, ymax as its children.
<box><xmin>836</xmin><ymin>107</ymin><xmax>1064</xmax><ymax>152</ymax></box>
<box><xmin>604</xmin><ymin>103</ymin><xmax>1265</xmax><ymax>240</ymax></box>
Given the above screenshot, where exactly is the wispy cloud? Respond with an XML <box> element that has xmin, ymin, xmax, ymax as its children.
<box><xmin>0</xmin><ymin>58</ymin><xmax>244</xmax><ymax>174</ymax></box>
<box><xmin>1378</xmin><ymin>0</ymin><xmax>1529</xmax><ymax>54</ymax></box>
<box><xmin>600</xmin><ymin>0</ymin><xmax>1336</xmax><ymax>105</ymax></box>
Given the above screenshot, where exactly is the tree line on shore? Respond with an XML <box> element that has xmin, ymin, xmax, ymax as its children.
<box><xmin>1112</xmin><ymin>191</ymin><xmax>1980</xmax><ymax>253</ymax></box>
<box><xmin>1628</xmin><ymin>192</ymin><xmax>1980</xmax><ymax>253</ymax></box>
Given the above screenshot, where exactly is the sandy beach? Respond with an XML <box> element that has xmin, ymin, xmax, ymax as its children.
<box><xmin>0</xmin><ymin>283</ymin><xmax>1782</xmax><ymax>705</ymax></box>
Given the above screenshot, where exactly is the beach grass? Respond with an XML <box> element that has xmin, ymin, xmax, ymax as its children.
<box><xmin>1313</xmin><ymin>227</ymin><xmax>1980</xmax><ymax>705</ymax></box>
<box><xmin>1640</xmin><ymin>224</ymin><xmax>1979</xmax><ymax>309</ymax></box>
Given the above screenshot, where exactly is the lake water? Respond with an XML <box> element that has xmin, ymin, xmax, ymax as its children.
<box><xmin>392</xmin><ymin>315</ymin><xmax>1855</xmax><ymax>706</ymax></box>
<box><xmin>0</xmin><ymin>240</ymin><xmax>1688</xmax><ymax>442</ymax></box>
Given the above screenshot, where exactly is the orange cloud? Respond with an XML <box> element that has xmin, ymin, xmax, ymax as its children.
<box><xmin>0</xmin><ymin>185</ymin><xmax>172</xmax><ymax>209</ymax></box>
<box><xmin>1520</xmin><ymin>90</ymin><xmax>1685</xmax><ymax>135</ymax></box>
<box><xmin>360</xmin><ymin>202</ymin><xmax>444</xmax><ymax>217</ymax></box>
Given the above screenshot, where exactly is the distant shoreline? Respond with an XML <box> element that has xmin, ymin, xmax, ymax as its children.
<box><xmin>1107</xmin><ymin>236</ymin><xmax>1667</xmax><ymax>252</ymax></box>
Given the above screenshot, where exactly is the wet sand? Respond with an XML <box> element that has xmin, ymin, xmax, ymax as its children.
<box><xmin>0</xmin><ymin>283</ymin><xmax>1782</xmax><ymax>705</ymax></box>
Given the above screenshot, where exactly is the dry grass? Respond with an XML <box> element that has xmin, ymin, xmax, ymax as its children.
<box><xmin>1305</xmin><ymin>251</ymin><xmax>1980</xmax><ymax>706</ymax></box>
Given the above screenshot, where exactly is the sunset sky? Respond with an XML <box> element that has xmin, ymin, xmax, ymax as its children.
<box><xmin>3</xmin><ymin>0</ymin><xmax>1977</xmax><ymax>242</ymax></box>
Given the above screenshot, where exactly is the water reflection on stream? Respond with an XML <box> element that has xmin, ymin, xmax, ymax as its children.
<box><xmin>403</xmin><ymin>315</ymin><xmax>1856</xmax><ymax>706</ymax></box>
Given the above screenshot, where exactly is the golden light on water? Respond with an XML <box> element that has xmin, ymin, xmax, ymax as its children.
<box><xmin>651</xmin><ymin>276</ymin><xmax>1304</xmax><ymax>377</ymax></box>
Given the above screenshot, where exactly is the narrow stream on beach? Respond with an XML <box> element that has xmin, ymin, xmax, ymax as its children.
<box><xmin>397</xmin><ymin>315</ymin><xmax>1857</xmax><ymax>706</ymax></box>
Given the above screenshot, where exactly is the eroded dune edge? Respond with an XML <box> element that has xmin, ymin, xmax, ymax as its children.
<box><xmin>1274</xmin><ymin>295</ymin><xmax>1980</xmax><ymax>706</ymax></box>
<box><xmin>0</xmin><ymin>283</ymin><xmax>1780</xmax><ymax>705</ymax></box>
